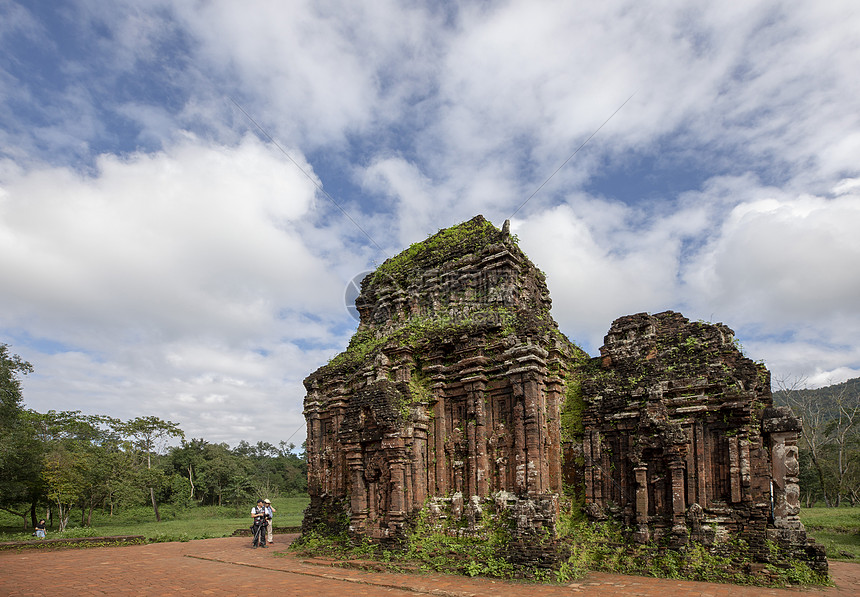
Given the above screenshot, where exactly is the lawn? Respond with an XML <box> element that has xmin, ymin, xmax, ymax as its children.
<box><xmin>799</xmin><ymin>506</ymin><xmax>860</xmax><ymax>561</ymax></box>
<box><xmin>0</xmin><ymin>496</ymin><xmax>309</xmax><ymax>542</ymax></box>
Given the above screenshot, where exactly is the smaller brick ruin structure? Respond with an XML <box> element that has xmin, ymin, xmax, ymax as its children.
<box><xmin>301</xmin><ymin>216</ymin><xmax>825</xmax><ymax>572</ymax></box>
<box><xmin>580</xmin><ymin>312</ymin><xmax>824</xmax><ymax>567</ymax></box>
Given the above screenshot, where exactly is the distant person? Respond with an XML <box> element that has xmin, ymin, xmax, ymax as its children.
<box><xmin>35</xmin><ymin>519</ymin><xmax>46</xmax><ymax>539</ymax></box>
<box><xmin>250</xmin><ymin>499</ymin><xmax>269</xmax><ymax>548</ymax></box>
<box><xmin>263</xmin><ymin>499</ymin><xmax>276</xmax><ymax>544</ymax></box>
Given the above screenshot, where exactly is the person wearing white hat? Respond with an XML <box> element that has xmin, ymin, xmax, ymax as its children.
<box><xmin>263</xmin><ymin>499</ymin><xmax>276</xmax><ymax>544</ymax></box>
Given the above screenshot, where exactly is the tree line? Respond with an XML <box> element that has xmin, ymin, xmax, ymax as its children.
<box><xmin>774</xmin><ymin>376</ymin><xmax>860</xmax><ymax>507</ymax></box>
<box><xmin>0</xmin><ymin>344</ymin><xmax>307</xmax><ymax>530</ymax></box>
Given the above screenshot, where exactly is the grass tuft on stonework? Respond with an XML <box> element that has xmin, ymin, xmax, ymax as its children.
<box><xmin>291</xmin><ymin>506</ymin><xmax>518</xmax><ymax>578</ymax></box>
<box><xmin>291</xmin><ymin>500</ymin><xmax>832</xmax><ymax>588</ymax></box>
<box><xmin>553</xmin><ymin>516</ymin><xmax>830</xmax><ymax>587</ymax></box>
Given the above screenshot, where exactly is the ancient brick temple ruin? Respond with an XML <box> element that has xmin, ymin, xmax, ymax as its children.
<box><xmin>302</xmin><ymin>216</ymin><xmax>825</xmax><ymax>571</ymax></box>
<box><xmin>579</xmin><ymin>311</ymin><xmax>821</xmax><ymax>566</ymax></box>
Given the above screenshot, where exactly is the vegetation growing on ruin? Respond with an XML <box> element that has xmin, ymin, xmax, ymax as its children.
<box><xmin>321</xmin><ymin>306</ymin><xmax>560</xmax><ymax>379</ymax></box>
<box><xmin>407</xmin><ymin>370</ymin><xmax>431</xmax><ymax>403</ymax></box>
<box><xmin>552</xmin><ymin>506</ymin><xmax>830</xmax><ymax>586</ymax></box>
<box><xmin>560</xmin><ymin>380</ymin><xmax>584</xmax><ymax>442</ymax></box>
<box><xmin>292</xmin><ymin>496</ymin><xmax>830</xmax><ymax>587</ymax></box>
<box><xmin>292</xmin><ymin>502</ymin><xmax>519</xmax><ymax>579</ymax></box>
<box><xmin>370</xmin><ymin>216</ymin><xmax>506</xmax><ymax>288</ymax></box>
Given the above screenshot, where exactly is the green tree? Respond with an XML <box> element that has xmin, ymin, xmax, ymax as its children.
<box><xmin>119</xmin><ymin>416</ymin><xmax>184</xmax><ymax>521</ymax></box>
<box><xmin>31</xmin><ymin>410</ymin><xmax>127</xmax><ymax>527</ymax></box>
<box><xmin>0</xmin><ymin>345</ymin><xmax>41</xmax><ymax>528</ymax></box>
<box><xmin>167</xmin><ymin>438</ymin><xmax>209</xmax><ymax>503</ymax></box>
<box><xmin>196</xmin><ymin>442</ymin><xmax>245</xmax><ymax>506</ymax></box>
<box><xmin>41</xmin><ymin>443</ymin><xmax>85</xmax><ymax>531</ymax></box>
<box><xmin>776</xmin><ymin>376</ymin><xmax>835</xmax><ymax>505</ymax></box>
<box><xmin>777</xmin><ymin>376</ymin><xmax>860</xmax><ymax>506</ymax></box>
<box><xmin>822</xmin><ymin>382</ymin><xmax>860</xmax><ymax>505</ymax></box>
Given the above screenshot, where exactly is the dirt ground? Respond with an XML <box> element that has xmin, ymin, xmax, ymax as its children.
<box><xmin>2</xmin><ymin>534</ymin><xmax>858</xmax><ymax>596</ymax></box>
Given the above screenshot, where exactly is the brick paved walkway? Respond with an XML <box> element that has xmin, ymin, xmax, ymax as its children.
<box><xmin>1</xmin><ymin>534</ymin><xmax>858</xmax><ymax>597</ymax></box>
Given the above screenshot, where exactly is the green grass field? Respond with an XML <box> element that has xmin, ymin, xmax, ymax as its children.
<box><xmin>799</xmin><ymin>506</ymin><xmax>860</xmax><ymax>561</ymax></box>
<box><xmin>0</xmin><ymin>496</ymin><xmax>309</xmax><ymax>542</ymax></box>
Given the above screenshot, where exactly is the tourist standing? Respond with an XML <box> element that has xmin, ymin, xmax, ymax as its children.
<box><xmin>264</xmin><ymin>499</ymin><xmax>276</xmax><ymax>544</ymax></box>
<box><xmin>250</xmin><ymin>499</ymin><xmax>268</xmax><ymax>548</ymax></box>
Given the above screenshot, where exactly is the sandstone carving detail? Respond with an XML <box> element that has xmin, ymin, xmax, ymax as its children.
<box><xmin>301</xmin><ymin>215</ymin><xmax>825</xmax><ymax>571</ymax></box>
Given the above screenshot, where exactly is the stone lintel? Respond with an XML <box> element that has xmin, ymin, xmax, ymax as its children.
<box><xmin>461</xmin><ymin>374</ymin><xmax>488</xmax><ymax>384</ymax></box>
<box><xmin>458</xmin><ymin>355</ymin><xmax>490</xmax><ymax>368</ymax></box>
<box><xmin>507</xmin><ymin>365</ymin><xmax>544</xmax><ymax>376</ymax></box>
<box><xmin>762</xmin><ymin>406</ymin><xmax>802</xmax><ymax>433</ymax></box>
<box><xmin>674</xmin><ymin>405</ymin><xmax>710</xmax><ymax>414</ymax></box>
<box><xmin>480</xmin><ymin>249</ymin><xmax>520</xmax><ymax>266</ymax></box>
<box><xmin>719</xmin><ymin>400</ymin><xmax>749</xmax><ymax>410</ymax></box>
<box><xmin>608</xmin><ymin>411</ymin><xmax>639</xmax><ymax>420</ymax></box>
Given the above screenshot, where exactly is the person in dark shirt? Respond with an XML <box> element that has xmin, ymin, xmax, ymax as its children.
<box><xmin>250</xmin><ymin>500</ymin><xmax>269</xmax><ymax>548</ymax></box>
<box><xmin>35</xmin><ymin>519</ymin><xmax>46</xmax><ymax>539</ymax></box>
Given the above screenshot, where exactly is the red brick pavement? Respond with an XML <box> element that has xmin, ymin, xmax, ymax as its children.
<box><xmin>1</xmin><ymin>534</ymin><xmax>857</xmax><ymax>597</ymax></box>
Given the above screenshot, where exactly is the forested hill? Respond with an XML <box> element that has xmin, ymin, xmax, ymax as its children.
<box><xmin>774</xmin><ymin>376</ymin><xmax>860</xmax><ymax>419</ymax></box>
<box><xmin>773</xmin><ymin>376</ymin><xmax>860</xmax><ymax>506</ymax></box>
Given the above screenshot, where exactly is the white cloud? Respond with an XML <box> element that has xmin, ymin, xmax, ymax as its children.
<box><xmin>0</xmin><ymin>134</ymin><xmax>335</xmax><ymax>337</ymax></box>
<box><xmin>3</xmin><ymin>0</ymin><xmax>860</xmax><ymax>444</ymax></box>
<box><xmin>167</xmin><ymin>0</ymin><xmax>442</xmax><ymax>149</ymax></box>
<box><xmin>515</xmin><ymin>201</ymin><xmax>688</xmax><ymax>351</ymax></box>
<box><xmin>0</xmin><ymin>133</ymin><xmax>355</xmax><ymax>443</ymax></box>
<box><xmin>685</xmin><ymin>191</ymin><xmax>860</xmax><ymax>329</ymax></box>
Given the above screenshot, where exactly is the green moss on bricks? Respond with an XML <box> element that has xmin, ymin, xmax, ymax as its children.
<box><xmin>321</xmin><ymin>304</ymin><xmax>545</xmax><ymax>379</ymax></box>
<box><xmin>561</xmin><ymin>380</ymin><xmax>584</xmax><ymax>442</ymax></box>
<box><xmin>408</xmin><ymin>370</ymin><xmax>431</xmax><ymax>403</ymax></box>
<box><xmin>371</xmin><ymin>216</ymin><xmax>508</xmax><ymax>288</ymax></box>
<box><xmin>325</xmin><ymin>328</ymin><xmax>386</xmax><ymax>371</ymax></box>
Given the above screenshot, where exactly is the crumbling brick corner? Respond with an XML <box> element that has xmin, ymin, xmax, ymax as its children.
<box><xmin>762</xmin><ymin>406</ymin><xmax>828</xmax><ymax>570</ymax></box>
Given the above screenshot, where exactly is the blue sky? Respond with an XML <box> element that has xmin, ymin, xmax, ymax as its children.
<box><xmin>2</xmin><ymin>0</ymin><xmax>859</xmax><ymax>446</ymax></box>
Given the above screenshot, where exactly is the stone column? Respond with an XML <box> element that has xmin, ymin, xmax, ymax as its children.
<box><xmin>412</xmin><ymin>422</ymin><xmax>428</xmax><ymax>509</ymax></box>
<box><xmin>522</xmin><ymin>372</ymin><xmax>544</xmax><ymax>493</ymax></box>
<box><xmin>669</xmin><ymin>461</ymin><xmax>687</xmax><ymax>535</ymax></box>
<box><xmin>584</xmin><ymin>429</ymin><xmax>602</xmax><ymax>505</ymax></box>
<box><xmin>306</xmin><ymin>411</ymin><xmax>322</xmax><ymax>494</ymax></box>
<box><xmin>770</xmin><ymin>431</ymin><xmax>803</xmax><ymax>527</ymax></box>
<box><xmin>762</xmin><ymin>407</ymin><xmax>803</xmax><ymax>528</ymax></box>
<box><xmin>346</xmin><ymin>447</ymin><xmax>367</xmax><ymax>530</ymax></box>
<box><xmin>694</xmin><ymin>421</ymin><xmax>708</xmax><ymax>507</ymax></box>
<box><xmin>634</xmin><ymin>465</ymin><xmax>650</xmax><ymax>542</ymax></box>
<box><xmin>545</xmin><ymin>376</ymin><xmax>563</xmax><ymax>493</ymax></box>
<box><xmin>739</xmin><ymin>437</ymin><xmax>751</xmax><ymax>502</ymax></box>
<box><xmin>433</xmin><ymin>397</ymin><xmax>447</xmax><ymax>495</ymax></box>
<box><xmin>389</xmin><ymin>458</ymin><xmax>407</xmax><ymax>517</ymax></box>
<box><xmin>729</xmin><ymin>436</ymin><xmax>741</xmax><ymax>503</ymax></box>
<box><xmin>513</xmin><ymin>398</ymin><xmax>527</xmax><ymax>494</ymax></box>
<box><xmin>684</xmin><ymin>426</ymin><xmax>697</xmax><ymax>509</ymax></box>
<box><xmin>464</xmin><ymin>376</ymin><xmax>489</xmax><ymax>497</ymax></box>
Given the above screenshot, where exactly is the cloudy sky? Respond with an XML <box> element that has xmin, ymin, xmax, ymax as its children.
<box><xmin>2</xmin><ymin>0</ymin><xmax>858</xmax><ymax>448</ymax></box>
